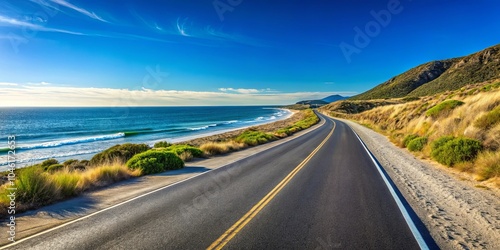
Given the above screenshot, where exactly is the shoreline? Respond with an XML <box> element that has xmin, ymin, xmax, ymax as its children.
<box><xmin>168</xmin><ymin>108</ymin><xmax>295</xmax><ymax>145</ymax></box>
<box><xmin>1</xmin><ymin>108</ymin><xmax>294</xmax><ymax>170</ymax></box>
<box><xmin>174</xmin><ymin>108</ymin><xmax>298</xmax><ymax>146</ymax></box>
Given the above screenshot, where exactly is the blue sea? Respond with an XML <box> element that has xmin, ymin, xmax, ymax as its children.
<box><xmin>0</xmin><ymin>106</ymin><xmax>290</xmax><ymax>170</ymax></box>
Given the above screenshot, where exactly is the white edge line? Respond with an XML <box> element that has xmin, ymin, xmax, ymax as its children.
<box><xmin>342</xmin><ymin>120</ymin><xmax>430</xmax><ymax>250</ymax></box>
<box><xmin>1</xmin><ymin>113</ymin><xmax>327</xmax><ymax>249</ymax></box>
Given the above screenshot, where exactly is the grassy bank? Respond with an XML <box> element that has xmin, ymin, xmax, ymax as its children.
<box><xmin>198</xmin><ymin>109</ymin><xmax>319</xmax><ymax>155</ymax></box>
<box><xmin>321</xmin><ymin>80</ymin><xmax>500</xmax><ymax>187</ymax></box>
<box><xmin>0</xmin><ymin>109</ymin><xmax>319</xmax><ymax>216</ymax></box>
<box><xmin>0</xmin><ymin>160</ymin><xmax>141</xmax><ymax>215</ymax></box>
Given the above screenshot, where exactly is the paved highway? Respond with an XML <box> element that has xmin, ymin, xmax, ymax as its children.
<box><xmin>4</xmin><ymin>112</ymin><xmax>437</xmax><ymax>249</ymax></box>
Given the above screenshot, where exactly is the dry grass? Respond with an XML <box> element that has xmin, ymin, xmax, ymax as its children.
<box><xmin>0</xmin><ymin>162</ymin><xmax>141</xmax><ymax>217</ymax></box>
<box><xmin>474</xmin><ymin>151</ymin><xmax>500</xmax><ymax>181</ymax></box>
<box><xmin>178</xmin><ymin>151</ymin><xmax>193</xmax><ymax>161</ymax></box>
<box><xmin>352</xmin><ymin>88</ymin><xmax>500</xmax><ymax>145</ymax></box>
<box><xmin>324</xmin><ymin>80</ymin><xmax>500</xmax><ymax>184</ymax></box>
<box><xmin>200</xmin><ymin>141</ymin><xmax>245</xmax><ymax>156</ymax></box>
<box><xmin>77</xmin><ymin>163</ymin><xmax>141</xmax><ymax>191</ymax></box>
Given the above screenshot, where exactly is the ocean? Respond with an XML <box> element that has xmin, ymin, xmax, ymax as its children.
<box><xmin>0</xmin><ymin>106</ymin><xmax>291</xmax><ymax>170</ymax></box>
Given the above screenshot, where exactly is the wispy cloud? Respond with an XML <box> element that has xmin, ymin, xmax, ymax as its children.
<box><xmin>0</xmin><ymin>15</ymin><xmax>84</xmax><ymax>35</ymax></box>
<box><xmin>176</xmin><ymin>18</ymin><xmax>189</xmax><ymax>37</ymax></box>
<box><xmin>218</xmin><ymin>88</ymin><xmax>278</xmax><ymax>94</ymax></box>
<box><xmin>170</xmin><ymin>17</ymin><xmax>266</xmax><ymax>47</ymax></box>
<box><xmin>50</xmin><ymin>0</ymin><xmax>108</xmax><ymax>23</ymax></box>
<box><xmin>128</xmin><ymin>8</ymin><xmax>167</xmax><ymax>34</ymax></box>
<box><xmin>0</xmin><ymin>85</ymin><xmax>357</xmax><ymax>106</ymax></box>
<box><xmin>0</xmin><ymin>82</ymin><xmax>18</xmax><ymax>86</ymax></box>
<box><xmin>0</xmin><ymin>14</ymin><xmax>178</xmax><ymax>43</ymax></box>
<box><xmin>1</xmin><ymin>3</ymin><xmax>263</xmax><ymax>48</ymax></box>
<box><xmin>218</xmin><ymin>88</ymin><xmax>260</xmax><ymax>94</ymax></box>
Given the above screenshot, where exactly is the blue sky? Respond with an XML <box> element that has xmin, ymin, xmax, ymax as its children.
<box><xmin>1</xmin><ymin>0</ymin><xmax>499</xmax><ymax>106</ymax></box>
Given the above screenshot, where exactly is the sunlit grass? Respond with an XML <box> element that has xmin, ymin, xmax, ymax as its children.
<box><xmin>0</xmin><ymin>162</ymin><xmax>141</xmax><ymax>216</ymax></box>
<box><xmin>322</xmin><ymin>82</ymin><xmax>500</xmax><ymax>182</ymax></box>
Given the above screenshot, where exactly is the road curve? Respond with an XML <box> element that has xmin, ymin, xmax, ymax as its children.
<box><xmin>4</xmin><ymin>112</ymin><xmax>437</xmax><ymax>249</ymax></box>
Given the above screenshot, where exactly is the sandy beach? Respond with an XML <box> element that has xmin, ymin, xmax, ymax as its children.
<box><xmin>177</xmin><ymin>109</ymin><xmax>301</xmax><ymax>147</ymax></box>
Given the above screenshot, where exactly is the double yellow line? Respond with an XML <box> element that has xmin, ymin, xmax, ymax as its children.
<box><xmin>207</xmin><ymin>120</ymin><xmax>336</xmax><ymax>250</ymax></box>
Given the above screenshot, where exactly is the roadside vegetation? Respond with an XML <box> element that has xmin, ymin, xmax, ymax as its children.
<box><xmin>0</xmin><ymin>159</ymin><xmax>141</xmax><ymax>215</ymax></box>
<box><xmin>0</xmin><ymin>109</ymin><xmax>319</xmax><ymax>216</ymax></box>
<box><xmin>321</xmin><ymin>79</ymin><xmax>500</xmax><ymax>187</ymax></box>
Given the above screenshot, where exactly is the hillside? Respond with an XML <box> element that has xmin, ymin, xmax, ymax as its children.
<box><xmin>351</xmin><ymin>44</ymin><xmax>500</xmax><ymax>100</ymax></box>
<box><xmin>321</xmin><ymin>94</ymin><xmax>347</xmax><ymax>103</ymax></box>
<box><xmin>295</xmin><ymin>94</ymin><xmax>347</xmax><ymax>107</ymax></box>
<box><xmin>295</xmin><ymin>99</ymin><xmax>328</xmax><ymax>106</ymax></box>
<box><xmin>321</xmin><ymin>79</ymin><xmax>500</xmax><ymax>188</ymax></box>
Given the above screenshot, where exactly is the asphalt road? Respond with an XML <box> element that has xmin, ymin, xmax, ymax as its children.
<box><xmin>5</xmin><ymin>112</ymin><xmax>437</xmax><ymax>249</ymax></box>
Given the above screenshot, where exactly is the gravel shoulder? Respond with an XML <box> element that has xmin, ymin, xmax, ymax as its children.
<box><xmin>337</xmin><ymin>117</ymin><xmax>500</xmax><ymax>250</ymax></box>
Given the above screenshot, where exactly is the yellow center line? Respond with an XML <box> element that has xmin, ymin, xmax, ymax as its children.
<box><xmin>207</xmin><ymin>119</ymin><xmax>336</xmax><ymax>250</ymax></box>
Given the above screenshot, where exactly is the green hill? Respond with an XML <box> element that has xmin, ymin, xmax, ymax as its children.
<box><xmin>351</xmin><ymin>44</ymin><xmax>500</xmax><ymax>100</ymax></box>
<box><xmin>296</xmin><ymin>100</ymin><xmax>329</xmax><ymax>106</ymax></box>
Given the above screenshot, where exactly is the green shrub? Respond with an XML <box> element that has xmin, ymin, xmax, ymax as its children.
<box><xmin>15</xmin><ymin>167</ymin><xmax>56</xmax><ymax>205</ymax></box>
<box><xmin>72</xmin><ymin>160</ymin><xmax>90</xmax><ymax>171</ymax></box>
<box><xmin>162</xmin><ymin>144</ymin><xmax>203</xmax><ymax>158</ymax></box>
<box><xmin>425</xmin><ymin>100</ymin><xmax>464</xmax><ymax>118</ymax></box>
<box><xmin>431</xmin><ymin>137</ymin><xmax>483</xmax><ymax>166</ymax></box>
<box><xmin>402</xmin><ymin>134</ymin><xmax>419</xmax><ymax>147</ymax></box>
<box><xmin>79</xmin><ymin>160</ymin><xmax>90</xmax><ymax>166</ymax></box>
<box><xmin>407</xmin><ymin>137</ymin><xmax>428</xmax><ymax>152</ymax></box>
<box><xmin>154</xmin><ymin>141</ymin><xmax>172</xmax><ymax>148</ymax></box>
<box><xmin>235</xmin><ymin>130</ymin><xmax>276</xmax><ymax>146</ymax></box>
<box><xmin>63</xmin><ymin>159</ymin><xmax>79</xmax><ymax>167</ymax></box>
<box><xmin>72</xmin><ymin>164</ymin><xmax>86</xmax><ymax>171</ymax></box>
<box><xmin>40</xmin><ymin>159</ymin><xmax>59</xmax><ymax>170</ymax></box>
<box><xmin>274</xmin><ymin>110</ymin><xmax>319</xmax><ymax>137</ymax></box>
<box><xmin>90</xmin><ymin>143</ymin><xmax>150</xmax><ymax>165</ymax></box>
<box><xmin>474</xmin><ymin>106</ymin><xmax>500</xmax><ymax>129</ymax></box>
<box><xmin>402</xmin><ymin>96</ymin><xmax>420</xmax><ymax>102</ymax></box>
<box><xmin>431</xmin><ymin>136</ymin><xmax>455</xmax><ymax>151</ymax></box>
<box><xmin>47</xmin><ymin>164</ymin><xmax>64</xmax><ymax>173</ymax></box>
<box><xmin>126</xmin><ymin>151</ymin><xmax>184</xmax><ymax>175</ymax></box>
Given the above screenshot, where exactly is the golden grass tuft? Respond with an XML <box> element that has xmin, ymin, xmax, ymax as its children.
<box><xmin>200</xmin><ymin>141</ymin><xmax>245</xmax><ymax>156</ymax></box>
<box><xmin>474</xmin><ymin>151</ymin><xmax>500</xmax><ymax>181</ymax></box>
<box><xmin>50</xmin><ymin>169</ymin><xmax>81</xmax><ymax>197</ymax></box>
<box><xmin>178</xmin><ymin>151</ymin><xmax>193</xmax><ymax>161</ymax></box>
<box><xmin>77</xmin><ymin>163</ymin><xmax>141</xmax><ymax>191</ymax></box>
